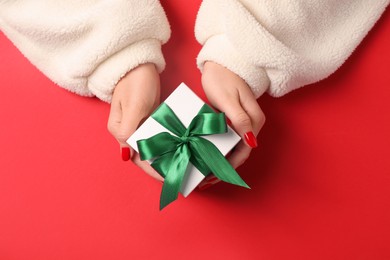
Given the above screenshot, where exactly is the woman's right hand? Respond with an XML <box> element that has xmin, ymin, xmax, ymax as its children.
<box><xmin>107</xmin><ymin>63</ymin><xmax>164</xmax><ymax>182</ymax></box>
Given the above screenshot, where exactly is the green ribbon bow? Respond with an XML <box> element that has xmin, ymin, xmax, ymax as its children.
<box><xmin>137</xmin><ymin>103</ymin><xmax>250</xmax><ymax>210</ymax></box>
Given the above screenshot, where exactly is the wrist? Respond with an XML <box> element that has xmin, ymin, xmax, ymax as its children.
<box><xmin>115</xmin><ymin>63</ymin><xmax>160</xmax><ymax>93</ymax></box>
<box><xmin>198</xmin><ymin>35</ymin><xmax>269</xmax><ymax>98</ymax></box>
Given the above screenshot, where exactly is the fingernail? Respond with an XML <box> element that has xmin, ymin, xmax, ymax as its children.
<box><xmin>198</xmin><ymin>183</ymin><xmax>214</xmax><ymax>191</ymax></box>
<box><xmin>198</xmin><ymin>177</ymin><xmax>221</xmax><ymax>190</ymax></box>
<box><xmin>207</xmin><ymin>176</ymin><xmax>218</xmax><ymax>182</ymax></box>
<box><xmin>121</xmin><ymin>147</ymin><xmax>130</xmax><ymax>161</ymax></box>
<box><xmin>244</xmin><ymin>131</ymin><xmax>258</xmax><ymax>148</ymax></box>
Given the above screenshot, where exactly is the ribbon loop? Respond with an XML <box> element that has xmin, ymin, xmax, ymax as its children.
<box><xmin>187</xmin><ymin>113</ymin><xmax>227</xmax><ymax>136</ymax></box>
<box><xmin>137</xmin><ymin>132</ymin><xmax>181</xmax><ymax>161</ymax></box>
<box><xmin>152</xmin><ymin>103</ymin><xmax>186</xmax><ymax>137</ymax></box>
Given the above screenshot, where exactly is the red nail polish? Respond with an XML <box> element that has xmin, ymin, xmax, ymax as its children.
<box><xmin>198</xmin><ymin>183</ymin><xmax>214</xmax><ymax>191</ymax></box>
<box><xmin>121</xmin><ymin>147</ymin><xmax>130</xmax><ymax>161</ymax></box>
<box><xmin>198</xmin><ymin>177</ymin><xmax>221</xmax><ymax>190</ymax></box>
<box><xmin>244</xmin><ymin>132</ymin><xmax>258</xmax><ymax>148</ymax></box>
<box><xmin>207</xmin><ymin>176</ymin><xmax>218</xmax><ymax>182</ymax></box>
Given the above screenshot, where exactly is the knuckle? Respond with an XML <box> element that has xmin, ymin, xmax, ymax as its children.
<box><xmin>258</xmin><ymin>110</ymin><xmax>266</xmax><ymax>126</ymax></box>
<box><xmin>233</xmin><ymin>112</ymin><xmax>252</xmax><ymax>128</ymax></box>
<box><xmin>115</xmin><ymin>130</ymin><xmax>130</xmax><ymax>143</ymax></box>
<box><xmin>253</xmin><ymin>109</ymin><xmax>266</xmax><ymax>131</ymax></box>
<box><xmin>107</xmin><ymin>121</ymin><xmax>116</xmax><ymax>135</ymax></box>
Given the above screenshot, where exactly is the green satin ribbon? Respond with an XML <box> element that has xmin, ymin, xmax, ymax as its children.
<box><xmin>137</xmin><ymin>103</ymin><xmax>250</xmax><ymax>210</ymax></box>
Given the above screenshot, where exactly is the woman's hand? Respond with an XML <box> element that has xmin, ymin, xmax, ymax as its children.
<box><xmin>201</xmin><ymin>61</ymin><xmax>266</xmax><ymax>169</ymax></box>
<box><xmin>107</xmin><ymin>63</ymin><xmax>164</xmax><ymax>181</ymax></box>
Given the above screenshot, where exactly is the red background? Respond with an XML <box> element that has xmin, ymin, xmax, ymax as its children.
<box><xmin>1</xmin><ymin>1</ymin><xmax>390</xmax><ymax>259</ymax></box>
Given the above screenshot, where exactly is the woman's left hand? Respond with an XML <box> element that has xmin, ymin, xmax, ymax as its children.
<box><xmin>201</xmin><ymin>61</ymin><xmax>266</xmax><ymax>169</ymax></box>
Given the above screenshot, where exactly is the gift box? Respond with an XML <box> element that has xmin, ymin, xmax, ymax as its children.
<box><xmin>127</xmin><ymin>83</ymin><xmax>248</xmax><ymax>209</ymax></box>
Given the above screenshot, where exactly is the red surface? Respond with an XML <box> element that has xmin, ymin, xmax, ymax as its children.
<box><xmin>1</xmin><ymin>2</ymin><xmax>390</xmax><ymax>259</ymax></box>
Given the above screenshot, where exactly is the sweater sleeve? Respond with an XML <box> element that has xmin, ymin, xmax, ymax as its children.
<box><xmin>195</xmin><ymin>0</ymin><xmax>389</xmax><ymax>98</ymax></box>
<box><xmin>0</xmin><ymin>0</ymin><xmax>170</xmax><ymax>102</ymax></box>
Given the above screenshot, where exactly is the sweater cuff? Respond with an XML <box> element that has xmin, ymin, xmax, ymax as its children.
<box><xmin>87</xmin><ymin>39</ymin><xmax>165</xmax><ymax>103</ymax></box>
<box><xmin>197</xmin><ymin>34</ymin><xmax>270</xmax><ymax>98</ymax></box>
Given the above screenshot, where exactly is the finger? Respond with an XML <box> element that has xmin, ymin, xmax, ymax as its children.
<box><xmin>238</xmin><ymin>86</ymin><xmax>266</xmax><ymax>136</ymax></box>
<box><xmin>108</xmin><ymin>97</ymin><xmax>133</xmax><ymax>161</ymax></box>
<box><xmin>198</xmin><ymin>174</ymin><xmax>221</xmax><ymax>190</ymax></box>
<box><xmin>132</xmin><ymin>153</ymin><xmax>164</xmax><ymax>182</ymax></box>
<box><xmin>107</xmin><ymin>95</ymin><xmax>123</xmax><ymax>142</ymax></box>
<box><xmin>118</xmin><ymin>99</ymin><xmax>150</xmax><ymax>142</ymax></box>
<box><xmin>227</xmin><ymin>141</ymin><xmax>252</xmax><ymax>169</ymax></box>
<box><xmin>108</xmin><ymin>92</ymin><xmax>151</xmax><ymax>161</ymax></box>
<box><xmin>212</xmin><ymin>95</ymin><xmax>257</xmax><ymax>148</ymax></box>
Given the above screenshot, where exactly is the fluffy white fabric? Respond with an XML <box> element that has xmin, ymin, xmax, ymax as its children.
<box><xmin>0</xmin><ymin>0</ymin><xmax>170</xmax><ymax>102</ymax></box>
<box><xmin>0</xmin><ymin>0</ymin><xmax>388</xmax><ymax>101</ymax></box>
<box><xmin>196</xmin><ymin>0</ymin><xmax>389</xmax><ymax>97</ymax></box>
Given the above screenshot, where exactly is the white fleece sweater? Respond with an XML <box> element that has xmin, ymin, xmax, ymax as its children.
<box><xmin>0</xmin><ymin>1</ymin><xmax>388</xmax><ymax>102</ymax></box>
<box><xmin>0</xmin><ymin>0</ymin><xmax>170</xmax><ymax>102</ymax></box>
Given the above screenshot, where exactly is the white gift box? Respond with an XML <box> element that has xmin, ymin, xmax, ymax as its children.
<box><xmin>127</xmin><ymin>83</ymin><xmax>241</xmax><ymax>197</ymax></box>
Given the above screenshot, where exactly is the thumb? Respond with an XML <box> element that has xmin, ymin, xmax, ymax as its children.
<box><xmin>116</xmin><ymin>102</ymin><xmax>148</xmax><ymax>147</ymax></box>
<box><xmin>108</xmin><ymin>99</ymin><xmax>147</xmax><ymax>161</ymax></box>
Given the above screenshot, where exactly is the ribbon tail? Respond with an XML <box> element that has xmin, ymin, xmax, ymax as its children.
<box><xmin>150</xmin><ymin>152</ymin><xmax>175</xmax><ymax>178</ymax></box>
<box><xmin>190</xmin><ymin>138</ymin><xmax>250</xmax><ymax>189</ymax></box>
<box><xmin>160</xmin><ymin>144</ymin><xmax>191</xmax><ymax>210</ymax></box>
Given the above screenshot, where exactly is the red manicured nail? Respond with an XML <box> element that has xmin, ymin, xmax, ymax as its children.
<box><xmin>207</xmin><ymin>176</ymin><xmax>218</xmax><ymax>182</ymax></box>
<box><xmin>198</xmin><ymin>183</ymin><xmax>214</xmax><ymax>191</ymax></box>
<box><xmin>121</xmin><ymin>147</ymin><xmax>130</xmax><ymax>161</ymax></box>
<box><xmin>244</xmin><ymin>131</ymin><xmax>258</xmax><ymax>148</ymax></box>
<box><xmin>198</xmin><ymin>177</ymin><xmax>221</xmax><ymax>190</ymax></box>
